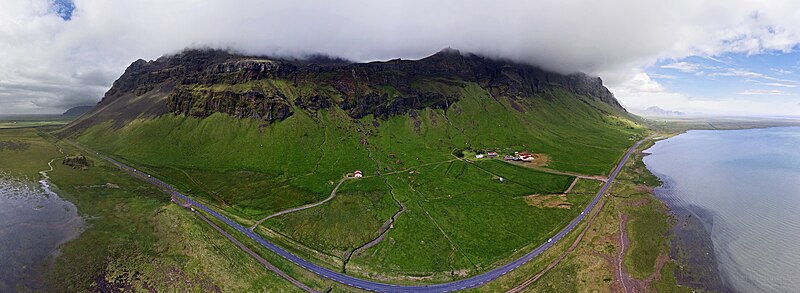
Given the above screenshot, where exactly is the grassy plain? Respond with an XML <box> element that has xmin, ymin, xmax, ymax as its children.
<box><xmin>349</xmin><ymin>160</ymin><xmax>583</xmax><ymax>278</ymax></box>
<box><xmin>641</xmin><ymin>115</ymin><xmax>800</xmax><ymax>132</ymax></box>
<box><xmin>67</xmin><ymin>81</ymin><xmax>647</xmax><ymax>281</ymax></box>
<box><xmin>0</xmin><ymin>128</ymin><xmax>313</xmax><ymax>292</ymax></box>
<box><xmin>0</xmin><ymin>115</ymin><xmax>71</xmax><ymax>129</ymax></box>
<box><xmin>475</xmin><ymin>137</ymin><xmax>691</xmax><ymax>292</ymax></box>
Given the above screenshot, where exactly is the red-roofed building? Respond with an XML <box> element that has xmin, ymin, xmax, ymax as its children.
<box><xmin>354</xmin><ymin>170</ymin><xmax>363</xmax><ymax>178</ymax></box>
<box><xmin>518</xmin><ymin>152</ymin><xmax>534</xmax><ymax>161</ymax></box>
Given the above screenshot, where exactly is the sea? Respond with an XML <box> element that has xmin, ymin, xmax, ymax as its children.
<box><xmin>644</xmin><ymin>127</ymin><xmax>800</xmax><ymax>292</ymax></box>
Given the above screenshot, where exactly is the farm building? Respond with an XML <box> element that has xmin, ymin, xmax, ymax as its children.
<box><xmin>475</xmin><ymin>154</ymin><xmax>485</xmax><ymax>159</ymax></box>
<box><xmin>518</xmin><ymin>152</ymin><xmax>534</xmax><ymax>161</ymax></box>
<box><xmin>353</xmin><ymin>170</ymin><xmax>363</xmax><ymax>178</ymax></box>
<box><xmin>487</xmin><ymin>151</ymin><xmax>498</xmax><ymax>158</ymax></box>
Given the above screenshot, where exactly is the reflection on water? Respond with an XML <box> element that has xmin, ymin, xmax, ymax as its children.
<box><xmin>645</xmin><ymin>127</ymin><xmax>800</xmax><ymax>292</ymax></box>
<box><xmin>0</xmin><ymin>174</ymin><xmax>83</xmax><ymax>291</ymax></box>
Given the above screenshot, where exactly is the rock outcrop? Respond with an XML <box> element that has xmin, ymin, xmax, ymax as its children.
<box><xmin>62</xmin><ymin>48</ymin><xmax>626</xmax><ymax>134</ymax></box>
<box><xmin>62</xmin><ymin>154</ymin><xmax>91</xmax><ymax>170</ymax></box>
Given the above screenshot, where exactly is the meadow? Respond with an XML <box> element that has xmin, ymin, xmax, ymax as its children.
<box><xmin>68</xmin><ymin>80</ymin><xmax>646</xmax><ymax>281</ymax></box>
<box><xmin>0</xmin><ymin>128</ymin><xmax>309</xmax><ymax>291</ymax></box>
<box><xmin>0</xmin><ymin>115</ymin><xmax>71</xmax><ymax>129</ymax></box>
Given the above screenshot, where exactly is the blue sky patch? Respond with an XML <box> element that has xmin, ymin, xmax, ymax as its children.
<box><xmin>649</xmin><ymin>48</ymin><xmax>800</xmax><ymax>100</ymax></box>
<box><xmin>50</xmin><ymin>0</ymin><xmax>75</xmax><ymax>21</ymax></box>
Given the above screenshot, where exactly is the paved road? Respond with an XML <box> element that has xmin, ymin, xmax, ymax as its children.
<box><xmin>84</xmin><ymin>137</ymin><xmax>648</xmax><ymax>293</ymax></box>
<box><xmin>190</xmin><ymin>207</ymin><xmax>319</xmax><ymax>292</ymax></box>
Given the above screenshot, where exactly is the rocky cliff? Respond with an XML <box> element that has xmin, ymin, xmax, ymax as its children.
<box><xmin>62</xmin><ymin>48</ymin><xmax>626</xmax><ymax>134</ymax></box>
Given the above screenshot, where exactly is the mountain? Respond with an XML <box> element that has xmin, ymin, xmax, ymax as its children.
<box><xmin>57</xmin><ymin>48</ymin><xmax>647</xmax><ymax>280</ymax></box>
<box><xmin>61</xmin><ymin>48</ymin><xmax>625</xmax><ymax>134</ymax></box>
<box><xmin>62</xmin><ymin>105</ymin><xmax>94</xmax><ymax>117</ymax></box>
<box><xmin>640</xmin><ymin>106</ymin><xmax>684</xmax><ymax>117</ymax></box>
<box><xmin>60</xmin><ymin>48</ymin><xmax>643</xmax><ymax>176</ymax></box>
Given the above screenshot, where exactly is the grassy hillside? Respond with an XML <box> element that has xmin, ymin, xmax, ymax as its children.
<box><xmin>70</xmin><ymin>78</ymin><xmax>647</xmax><ymax>281</ymax></box>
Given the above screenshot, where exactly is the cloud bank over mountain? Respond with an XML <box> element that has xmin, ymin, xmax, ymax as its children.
<box><xmin>2</xmin><ymin>0</ymin><xmax>800</xmax><ymax>114</ymax></box>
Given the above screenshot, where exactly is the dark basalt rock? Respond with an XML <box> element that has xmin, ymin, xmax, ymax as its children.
<box><xmin>91</xmin><ymin>48</ymin><xmax>625</xmax><ymax>126</ymax></box>
<box><xmin>168</xmin><ymin>89</ymin><xmax>293</xmax><ymax>122</ymax></box>
<box><xmin>62</xmin><ymin>154</ymin><xmax>91</xmax><ymax>170</ymax></box>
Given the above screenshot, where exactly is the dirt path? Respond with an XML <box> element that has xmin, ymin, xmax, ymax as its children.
<box><xmin>250</xmin><ymin>158</ymin><xmax>457</xmax><ymax>231</ymax></box>
<box><xmin>191</xmin><ymin>208</ymin><xmax>319</xmax><ymax>293</ymax></box>
<box><xmin>594</xmin><ymin>214</ymin><xmax>669</xmax><ymax>293</ymax></box>
<box><xmin>615</xmin><ymin>214</ymin><xmax>638</xmax><ymax>293</ymax></box>
<box><xmin>563</xmin><ymin>177</ymin><xmax>579</xmax><ymax>194</ymax></box>
<box><xmin>341</xmin><ymin>180</ymin><xmax>406</xmax><ymax>273</ymax></box>
<box><xmin>499</xmin><ymin>160</ymin><xmax>609</xmax><ymax>182</ymax></box>
<box><xmin>506</xmin><ymin>199</ymin><xmax>607</xmax><ymax>293</ymax></box>
<box><xmin>250</xmin><ymin>176</ymin><xmax>350</xmax><ymax>230</ymax></box>
<box><xmin>590</xmin><ymin>214</ymin><xmax>642</xmax><ymax>293</ymax></box>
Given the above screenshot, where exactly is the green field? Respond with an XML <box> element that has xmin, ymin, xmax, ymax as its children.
<box><xmin>340</xmin><ymin>160</ymin><xmax>585</xmax><ymax>278</ymax></box>
<box><xmin>477</xmin><ymin>137</ymin><xmax>691</xmax><ymax>292</ymax></box>
<box><xmin>0</xmin><ymin>128</ymin><xmax>311</xmax><ymax>291</ymax></box>
<box><xmin>65</xmin><ymin>80</ymin><xmax>646</xmax><ymax>281</ymax></box>
<box><xmin>0</xmin><ymin>115</ymin><xmax>71</xmax><ymax>129</ymax></box>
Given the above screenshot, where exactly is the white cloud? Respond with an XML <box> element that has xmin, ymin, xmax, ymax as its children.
<box><xmin>649</xmin><ymin>73</ymin><xmax>678</xmax><ymax>79</ymax></box>
<box><xmin>618</xmin><ymin>90</ymin><xmax>800</xmax><ymax>116</ymax></box>
<box><xmin>772</xmin><ymin>68</ymin><xmax>793</xmax><ymax>75</ymax></box>
<box><xmin>3</xmin><ymin>0</ymin><xmax>800</xmax><ymax>114</ymax></box>
<box><xmin>661</xmin><ymin>62</ymin><xmax>702</xmax><ymax>73</ymax></box>
<box><xmin>613</xmin><ymin>73</ymin><xmax>666</xmax><ymax>94</ymax></box>
<box><xmin>738</xmin><ymin>89</ymin><xmax>791</xmax><ymax>95</ymax></box>
<box><xmin>746</xmin><ymin>80</ymin><xmax>798</xmax><ymax>88</ymax></box>
<box><xmin>711</xmin><ymin>68</ymin><xmax>771</xmax><ymax>79</ymax></box>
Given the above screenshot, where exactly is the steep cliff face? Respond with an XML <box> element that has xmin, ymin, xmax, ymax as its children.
<box><xmin>62</xmin><ymin>48</ymin><xmax>626</xmax><ymax>134</ymax></box>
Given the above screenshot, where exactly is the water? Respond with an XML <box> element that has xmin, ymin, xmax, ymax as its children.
<box><xmin>644</xmin><ymin>127</ymin><xmax>800</xmax><ymax>292</ymax></box>
<box><xmin>0</xmin><ymin>171</ymin><xmax>83</xmax><ymax>291</ymax></box>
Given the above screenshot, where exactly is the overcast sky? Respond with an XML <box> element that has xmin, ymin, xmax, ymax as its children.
<box><xmin>1</xmin><ymin>0</ymin><xmax>799</xmax><ymax>116</ymax></box>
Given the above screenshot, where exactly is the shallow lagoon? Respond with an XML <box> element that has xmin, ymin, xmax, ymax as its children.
<box><xmin>0</xmin><ymin>174</ymin><xmax>83</xmax><ymax>291</ymax></box>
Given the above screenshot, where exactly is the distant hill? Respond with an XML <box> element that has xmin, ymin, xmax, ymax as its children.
<box><xmin>640</xmin><ymin>106</ymin><xmax>684</xmax><ymax>117</ymax></box>
<box><xmin>62</xmin><ymin>105</ymin><xmax>94</xmax><ymax>117</ymax></box>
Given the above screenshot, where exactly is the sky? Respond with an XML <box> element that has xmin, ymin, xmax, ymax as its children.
<box><xmin>1</xmin><ymin>0</ymin><xmax>799</xmax><ymax>116</ymax></box>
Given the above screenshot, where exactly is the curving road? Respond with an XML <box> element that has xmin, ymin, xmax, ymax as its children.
<box><xmin>81</xmin><ymin>137</ymin><xmax>648</xmax><ymax>293</ymax></box>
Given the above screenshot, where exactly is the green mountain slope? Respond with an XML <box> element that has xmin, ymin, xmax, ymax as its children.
<box><xmin>61</xmin><ymin>48</ymin><xmax>647</xmax><ymax>281</ymax></box>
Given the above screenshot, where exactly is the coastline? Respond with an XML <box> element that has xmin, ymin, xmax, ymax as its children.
<box><xmin>652</xmin><ymin>177</ymin><xmax>731</xmax><ymax>292</ymax></box>
<box><xmin>641</xmin><ymin>125</ymin><xmax>800</xmax><ymax>293</ymax></box>
<box><xmin>643</xmin><ymin>138</ymin><xmax>731</xmax><ymax>292</ymax></box>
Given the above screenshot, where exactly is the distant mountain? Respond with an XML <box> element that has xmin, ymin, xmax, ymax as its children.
<box><xmin>640</xmin><ymin>106</ymin><xmax>684</xmax><ymax>117</ymax></box>
<box><xmin>62</xmin><ymin>105</ymin><xmax>94</xmax><ymax>117</ymax></box>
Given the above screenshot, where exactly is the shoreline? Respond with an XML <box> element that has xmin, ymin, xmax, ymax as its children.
<box><xmin>654</xmin><ymin>182</ymin><xmax>731</xmax><ymax>292</ymax></box>
<box><xmin>643</xmin><ymin>139</ymin><xmax>732</xmax><ymax>292</ymax></box>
